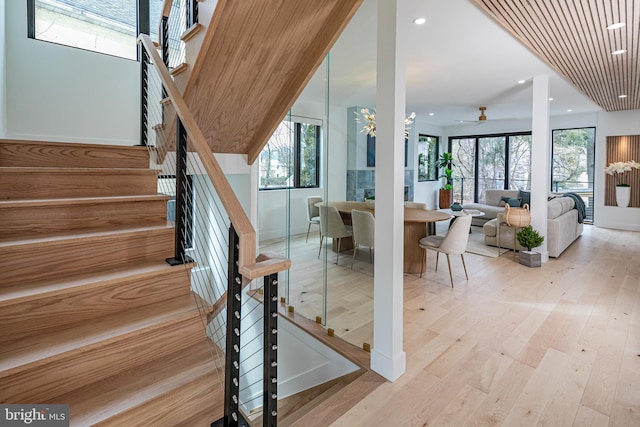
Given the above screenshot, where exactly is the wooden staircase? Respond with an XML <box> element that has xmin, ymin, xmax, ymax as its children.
<box><xmin>0</xmin><ymin>139</ymin><xmax>223</xmax><ymax>426</ymax></box>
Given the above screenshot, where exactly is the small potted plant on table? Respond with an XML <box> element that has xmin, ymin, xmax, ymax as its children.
<box><xmin>516</xmin><ymin>226</ymin><xmax>544</xmax><ymax>267</ymax></box>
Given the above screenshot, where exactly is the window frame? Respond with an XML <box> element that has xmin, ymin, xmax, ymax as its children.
<box><xmin>259</xmin><ymin>117</ymin><xmax>322</xmax><ymax>191</ymax></box>
<box><xmin>26</xmin><ymin>0</ymin><xmax>151</xmax><ymax>61</ymax></box>
<box><xmin>417</xmin><ymin>134</ymin><xmax>439</xmax><ymax>182</ymax></box>
<box><xmin>448</xmin><ymin>131</ymin><xmax>532</xmax><ymax>203</ymax></box>
<box><xmin>551</xmin><ymin>126</ymin><xmax>596</xmax><ymax>223</ymax></box>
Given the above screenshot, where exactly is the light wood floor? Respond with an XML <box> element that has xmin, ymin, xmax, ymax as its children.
<box><xmin>263</xmin><ymin>224</ymin><xmax>640</xmax><ymax>426</ymax></box>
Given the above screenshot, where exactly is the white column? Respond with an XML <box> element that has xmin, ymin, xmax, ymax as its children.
<box><xmin>371</xmin><ymin>0</ymin><xmax>406</xmax><ymax>381</ymax></box>
<box><xmin>531</xmin><ymin>75</ymin><xmax>550</xmax><ymax>261</ymax></box>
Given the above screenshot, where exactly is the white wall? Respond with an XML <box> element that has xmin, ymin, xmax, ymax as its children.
<box><xmin>595</xmin><ymin>109</ymin><xmax>640</xmax><ymax>231</ymax></box>
<box><xmin>0</xmin><ymin>0</ymin><xmax>7</xmax><ymax>137</ymax></box>
<box><xmin>4</xmin><ymin>0</ymin><xmax>139</xmax><ymax>145</ymax></box>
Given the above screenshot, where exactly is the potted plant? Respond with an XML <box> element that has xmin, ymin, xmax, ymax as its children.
<box><xmin>604</xmin><ymin>160</ymin><xmax>640</xmax><ymax>207</ymax></box>
<box><xmin>516</xmin><ymin>226</ymin><xmax>544</xmax><ymax>267</ymax></box>
<box><xmin>437</xmin><ymin>152</ymin><xmax>455</xmax><ymax>209</ymax></box>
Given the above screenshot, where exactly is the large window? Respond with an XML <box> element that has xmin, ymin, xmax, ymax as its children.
<box><xmin>552</xmin><ymin>127</ymin><xmax>595</xmax><ymax>221</ymax></box>
<box><xmin>259</xmin><ymin>118</ymin><xmax>321</xmax><ymax>190</ymax></box>
<box><xmin>27</xmin><ymin>0</ymin><xmax>163</xmax><ymax>60</ymax></box>
<box><xmin>450</xmin><ymin>132</ymin><xmax>531</xmax><ymax>204</ymax></box>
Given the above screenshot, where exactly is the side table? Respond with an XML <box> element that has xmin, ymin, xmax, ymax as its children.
<box><xmin>497</xmin><ymin>221</ymin><xmax>521</xmax><ymax>259</ymax></box>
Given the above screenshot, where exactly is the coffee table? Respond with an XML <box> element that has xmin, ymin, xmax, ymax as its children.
<box><xmin>441</xmin><ymin>209</ymin><xmax>485</xmax><ymax>231</ymax></box>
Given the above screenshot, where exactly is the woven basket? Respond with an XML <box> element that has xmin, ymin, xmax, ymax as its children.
<box><xmin>504</xmin><ymin>203</ymin><xmax>531</xmax><ymax>227</ymax></box>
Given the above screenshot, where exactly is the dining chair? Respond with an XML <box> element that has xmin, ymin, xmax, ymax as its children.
<box><xmin>351</xmin><ymin>209</ymin><xmax>375</xmax><ymax>268</ymax></box>
<box><xmin>318</xmin><ymin>205</ymin><xmax>353</xmax><ymax>264</ymax></box>
<box><xmin>305</xmin><ymin>196</ymin><xmax>323</xmax><ymax>242</ymax></box>
<box><xmin>405</xmin><ymin>201</ymin><xmax>427</xmax><ymax>209</ymax></box>
<box><xmin>419</xmin><ymin>213</ymin><xmax>472</xmax><ymax>287</ymax></box>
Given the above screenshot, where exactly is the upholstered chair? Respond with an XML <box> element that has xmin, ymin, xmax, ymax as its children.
<box><xmin>318</xmin><ymin>205</ymin><xmax>352</xmax><ymax>264</ymax></box>
<box><xmin>419</xmin><ymin>213</ymin><xmax>472</xmax><ymax>287</ymax></box>
<box><xmin>305</xmin><ymin>196</ymin><xmax>323</xmax><ymax>242</ymax></box>
<box><xmin>405</xmin><ymin>202</ymin><xmax>427</xmax><ymax>210</ymax></box>
<box><xmin>350</xmin><ymin>209</ymin><xmax>375</xmax><ymax>268</ymax></box>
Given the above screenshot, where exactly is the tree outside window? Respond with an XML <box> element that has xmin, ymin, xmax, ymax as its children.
<box><xmin>260</xmin><ymin>119</ymin><xmax>321</xmax><ymax>190</ymax></box>
<box><xmin>552</xmin><ymin>128</ymin><xmax>595</xmax><ymax>192</ymax></box>
<box><xmin>450</xmin><ymin>132</ymin><xmax>531</xmax><ymax>204</ymax></box>
<box><xmin>552</xmin><ymin>127</ymin><xmax>595</xmax><ymax>222</ymax></box>
<box><xmin>417</xmin><ymin>134</ymin><xmax>438</xmax><ymax>181</ymax></box>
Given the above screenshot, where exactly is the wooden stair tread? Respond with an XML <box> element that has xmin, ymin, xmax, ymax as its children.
<box><xmin>0</xmin><ymin>139</ymin><xmax>148</xmax><ymax>152</ymax></box>
<box><xmin>0</xmin><ymin>139</ymin><xmax>149</xmax><ymax>169</ymax></box>
<box><xmin>288</xmin><ymin>370</ymin><xmax>386</xmax><ymax>427</ymax></box>
<box><xmin>0</xmin><ymin>261</ymin><xmax>190</xmax><ymax>305</ymax></box>
<box><xmin>0</xmin><ymin>166</ymin><xmax>159</xmax><ymax>174</ymax></box>
<box><xmin>0</xmin><ymin>194</ymin><xmax>171</xmax><ymax>209</ymax></box>
<box><xmin>0</xmin><ymin>293</ymin><xmax>204</xmax><ymax>376</ymax></box>
<box><xmin>277</xmin><ymin>369</ymin><xmax>365</xmax><ymax>426</ymax></box>
<box><xmin>0</xmin><ymin>223</ymin><xmax>174</xmax><ymax>248</ymax></box>
<box><xmin>60</xmin><ymin>339</ymin><xmax>222</xmax><ymax>426</ymax></box>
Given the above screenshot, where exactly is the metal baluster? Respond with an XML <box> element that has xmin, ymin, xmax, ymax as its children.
<box><xmin>212</xmin><ymin>226</ymin><xmax>250</xmax><ymax>427</ymax></box>
<box><xmin>263</xmin><ymin>273</ymin><xmax>279</xmax><ymax>427</ymax></box>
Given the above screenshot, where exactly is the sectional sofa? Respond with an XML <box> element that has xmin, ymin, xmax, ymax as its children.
<box><xmin>481</xmin><ymin>195</ymin><xmax>583</xmax><ymax>258</ymax></box>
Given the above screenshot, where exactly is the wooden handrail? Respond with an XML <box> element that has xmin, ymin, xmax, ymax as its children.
<box><xmin>160</xmin><ymin>0</ymin><xmax>172</xmax><ymax>18</ymax></box>
<box><xmin>138</xmin><ymin>34</ymin><xmax>290</xmax><ymax>278</ymax></box>
<box><xmin>158</xmin><ymin>0</ymin><xmax>172</xmax><ymax>41</ymax></box>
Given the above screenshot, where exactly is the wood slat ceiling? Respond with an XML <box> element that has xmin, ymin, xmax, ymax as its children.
<box><xmin>183</xmin><ymin>0</ymin><xmax>363</xmax><ymax>162</ymax></box>
<box><xmin>471</xmin><ymin>0</ymin><xmax>640</xmax><ymax>112</ymax></box>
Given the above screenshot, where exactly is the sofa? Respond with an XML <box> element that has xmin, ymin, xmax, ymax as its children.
<box><xmin>482</xmin><ymin>196</ymin><xmax>583</xmax><ymax>257</ymax></box>
<box><xmin>463</xmin><ymin>189</ymin><xmax>522</xmax><ymax>226</ymax></box>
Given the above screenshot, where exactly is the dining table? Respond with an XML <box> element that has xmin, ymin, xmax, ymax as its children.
<box><xmin>318</xmin><ymin>201</ymin><xmax>451</xmax><ymax>274</ymax></box>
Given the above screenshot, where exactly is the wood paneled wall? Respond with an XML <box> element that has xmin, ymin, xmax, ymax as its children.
<box><xmin>605</xmin><ymin>135</ymin><xmax>640</xmax><ymax>207</ymax></box>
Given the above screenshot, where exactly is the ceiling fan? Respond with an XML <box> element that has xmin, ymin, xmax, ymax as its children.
<box><xmin>457</xmin><ymin>106</ymin><xmax>488</xmax><ymax>124</ymax></box>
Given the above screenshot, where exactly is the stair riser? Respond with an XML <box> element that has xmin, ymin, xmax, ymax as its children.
<box><xmin>0</xmin><ymin>315</ymin><xmax>204</xmax><ymax>403</ymax></box>
<box><xmin>0</xmin><ymin>140</ymin><xmax>149</xmax><ymax>169</ymax></box>
<box><xmin>0</xmin><ymin>229</ymin><xmax>174</xmax><ymax>287</ymax></box>
<box><xmin>0</xmin><ymin>198</ymin><xmax>169</xmax><ymax>240</ymax></box>
<box><xmin>0</xmin><ymin>170</ymin><xmax>159</xmax><ymax>200</ymax></box>
<box><xmin>0</xmin><ymin>267</ymin><xmax>192</xmax><ymax>344</ymax></box>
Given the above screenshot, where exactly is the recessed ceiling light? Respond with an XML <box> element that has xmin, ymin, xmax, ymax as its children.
<box><xmin>518</xmin><ymin>80</ymin><xmax>526</xmax><ymax>84</ymax></box>
<box><xmin>567</xmin><ymin>109</ymin><xmax>573</xmax><ymax>112</ymax></box>
<box><xmin>429</xmin><ymin>112</ymin><xmax>434</xmax><ymax>116</ymax></box>
<box><xmin>612</xmin><ymin>49</ymin><xmax>627</xmax><ymax>55</ymax></box>
<box><xmin>549</xmin><ymin>97</ymin><xmax>554</xmax><ymax>101</ymax></box>
<box><xmin>413</xmin><ymin>17</ymin><xmax>426</xmax><ymax>25</ymax></box>
<box><xmin>607</xmin><ymin>22</ymin><xmax>626</xmax><ymax>30</ymax></box>
<box><xmin>619</xmin><ymin>94</ymin><xmax>628</xmax><ymax>98</ymax></box>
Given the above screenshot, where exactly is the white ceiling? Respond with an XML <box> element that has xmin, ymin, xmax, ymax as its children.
<box><xmin>323</xmin><ymin>0</ymin><xmax>603</xmax><ymax>127</ymax></box>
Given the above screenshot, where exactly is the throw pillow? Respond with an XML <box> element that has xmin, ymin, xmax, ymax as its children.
<box><xmin>507</xmin><ymin>197</ymin><xmax>522</xmax><ymax>207</ymax></box>
<box><xmin>498</xmin><ymin>200</ymin><xmax>506</xmax><ymax>207</ymax></box>
<box><xmin>519</xmin><ymin>190</ymin><xmax>531</xmax><ymax>206</ymax></box>
<box><xmin>500</xmin><ymin>196</ymin><xmax>511</xmax><ymax>205</ymax></box>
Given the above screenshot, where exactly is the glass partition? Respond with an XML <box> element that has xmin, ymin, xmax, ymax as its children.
<box><xmin>256</xmin><ymin>2</ymin><xmax>377</xmax><ymax>350</ymax></box>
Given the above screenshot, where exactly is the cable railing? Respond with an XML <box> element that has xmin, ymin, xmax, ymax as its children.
<box><xmin>553</xmin><ymin>180</ymin><xmax>594</xmax><ymax>222</ymax></box>
<box><xmin>165</xmin><ymin>0</ymin><xmax>186</xmax><ymax>69</ymax></box>
<box><xmin>139</xmin><ymin>33</ymin><xmax>290</xmax><ymax>426</ymax></box>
